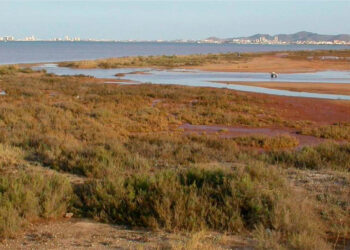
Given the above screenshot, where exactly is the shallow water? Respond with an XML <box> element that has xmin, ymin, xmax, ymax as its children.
<box><xmin>2</xmin><ymin>41</ymin><xmax>350</xmax><ymax>65</ymax></box>
<box><xmin>33</xmin><ymin>64</ymin><xmax>350</xmax><ymax>100</ymax></box>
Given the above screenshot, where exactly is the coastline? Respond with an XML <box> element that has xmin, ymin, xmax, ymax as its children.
<box><xmin>184</xmin><ymin>56</ymin><xmax>350</xmax><ymax>73</ymax></box>
<box><xmin>219</xmin><ymin>81</ymin><xmax>350</xmax><ymax>95</ymax></box>
<box><xmin>54</xmin><ymin>50</ymin><xmax>350</xmax><ymax>73</ymax></box>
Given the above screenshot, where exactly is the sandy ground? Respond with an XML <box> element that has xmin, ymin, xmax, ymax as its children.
<box><xmin>0</xmin><ymin>219</ymin><xmax>253</xmax><ymax>250</ymax></box>
<box><xmin>221</xmin><ymin>81</ymin><xmax>350</xmax><ymax>95</ymax></box>
<box><xmin>186</xmin><ymin>55</ymin><xmax>350</xmax><ymax>73</ymax></box>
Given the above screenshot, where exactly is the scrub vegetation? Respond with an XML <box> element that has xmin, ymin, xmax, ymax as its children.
<box><xmin>0</xmin><ymin>172</ymin><xmax>72</xmax><ymax>238</ymax></box>
<box><xmin>58</xmin><ymin>53</ymin><xmax>257</xmax><ymax>69</ymax></box>
<box><xmin>0</xmin><ymin>66</ymin><xmax>349</xmax><ymax>249</ymax></box>
<box><xmin>300</xmin><ymin>123</ymin><xmax>350</xmax><ymax>141</ymax></box>
<box><xmin>57</xmin><ymin>50</ymin><xmax>350</xmax><ymax>70</ymax></box>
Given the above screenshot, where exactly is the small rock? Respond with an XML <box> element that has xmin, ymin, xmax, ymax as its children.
<box><xmin>64</xmin><ymin>212</ymin><xmax>74</xmax><ymax>218</ymax></box>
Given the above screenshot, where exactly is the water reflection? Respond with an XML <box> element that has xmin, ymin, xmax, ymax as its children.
<box><xmin>33</xmin><ymin>64</ymin><xmax>350</xmax><ymax>100</ymax></box>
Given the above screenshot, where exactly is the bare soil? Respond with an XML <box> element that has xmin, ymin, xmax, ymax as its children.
<box><xmin>186</xmin><ymin>55</ymin><xmax>350</xmax><ymax>73</ymax></box>
<box><xmin>222</xmin><ymin>81</ymin><xmax>350</xmax><ymax>95</ymax></box>
<box><xmin>0</xmin><ymin>219</ymin><xmax>253</xmax><ymax>250</ymax></box>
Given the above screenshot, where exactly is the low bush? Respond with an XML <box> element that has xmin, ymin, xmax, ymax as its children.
<box><xmin>74</xmin><ymin>165</ymin><xmax>281</xmax><ymax>230</ymax></box>
<box><xmin>126</xmin><ymin>134</ymin><xmax>239</xmax><ymax>168</ymax></box>
<box><xmin>58</xmin><ymin>53</ymin><xmax>251</xmax><ymax>69</ymax></box>
<box><xmin>23</xmin><ymin>133</ymin><xmax>149</xmax><ymax>177</ymax></box>
<box><xmin>0</xmin><ymin>173</ymin><xmax>73</xmax><ymax>238</ymax></box>
<box><xmin>0</xmin><ymin>65</ymin><xmax>20</xmax><ymax>75</ymax></box>
<box><xmin>74</xmin><ymin>165</ymin><xmax>329</xmax><ymax>248</ymax></box>
<box><xmin>300</xmin><ymin>123</ymin><xmax>350</xmax><ymax>141</ymax></box>
<box><xmin>266</xmin><ymin>142</ymin><xmax>350</xmax><ymax>171</ymax></box>
<box><xmin>233</xmin><ymin>134</ymin><xmax>299</xmax><ymax>150</ymax></box>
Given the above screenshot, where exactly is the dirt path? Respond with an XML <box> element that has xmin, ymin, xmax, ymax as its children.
<box><xmin>0</xmin><ymin>219</ymin><xmax>253</xmax><ymax>250</ymax></box>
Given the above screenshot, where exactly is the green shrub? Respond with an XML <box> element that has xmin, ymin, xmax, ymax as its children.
<box><xmin>58</xmin><ymin>53</ymin><xmax>249</xmax><ymax>69</ymax></box>
<box><xmin>74</xmin><ymin>164</ymin><xmax>329</xmax><ymax>247</ymax></box>
<box><xmin>0</xmin><ymin>65</ymin><xmax>19</xmax><ymax>75</ymax></box>
<box><xmin>300</xmin><ymin>124</ymin><xmax>350</xmax><ymax>141</ymax></box>
<box><xmin>25</xmin><ymin>134</ymin><xmax>149</xmax><ymax>177</ymax></box>
<box><xmin>126</xmin><ymin>134</ymin><xmax>238</xmax><ymax>168</ymax></box>
<box><xmin>266</xmin><ymin>142</ymin><xmax>350</xmax><ymax>171</ymax></box>
<box><xmin>74</xmin><ymin>165</ymin><xmax>284</xmax><ymax>232</ymax></box>
<box><xmin>0</xmin><ymin>173</ymin><xmax>73</xmax><ymax>238</ymax></box>
<box><xmin>233</xmin><ymin>134</ymin><xmax>299</xmax><ymax>150</ymax></box>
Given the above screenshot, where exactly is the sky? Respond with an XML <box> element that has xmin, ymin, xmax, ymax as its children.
<box><xmin>0</xmin><ymin>0</ymin><xmax>349</xmax><ymax>40</ymax></box>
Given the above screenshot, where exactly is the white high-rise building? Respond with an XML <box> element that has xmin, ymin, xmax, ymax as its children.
<box><xmin>25</xmin><ymin>35</ymin><xmax>36</xmax><ymax>41</ymax></box>
<box><xmin>4</xmin><ymin>36</ymin><xmax>15</xmax><ymax>41</ymax></box>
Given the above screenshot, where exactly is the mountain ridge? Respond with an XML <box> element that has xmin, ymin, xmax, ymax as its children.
<box><xmin>221</xmin><ymin>31</ymin><xmax>350</xmax><ymax>42</ymax></box>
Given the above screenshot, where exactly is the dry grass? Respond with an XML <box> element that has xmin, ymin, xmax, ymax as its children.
<box><xmin>0</xmin><ymin>172</ymin><xmax>73</xmax><ymax>238</ymax></box>
<box><xmin>233</xmin><ymin>134</ymin><xmax>299</xmax><ymax>150</ymax></box>
<box><xmin>58</xmin><ymin>53</ymin><xmax>256</xmax><ymax>69</ymax></box>
<box><xmin>0</xmin><ymin>67</ymin><xmax>349</xmax><ymax>248</ymax></box>
<box><xmin>299</xmin><ymin>123</ymin><xmax>350</xmax><ymax>141</ymax></box>
<box><xmin>74</xmin><ymin>163</ymin><xmax>331</xmax><ymax>248</ymax></box>
<box><xmin>266</xmin><ymin>142</ymin><xmax>350</xmax><ymax>171</ymax></box>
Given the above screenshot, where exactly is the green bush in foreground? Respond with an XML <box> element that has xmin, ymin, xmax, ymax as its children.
<box><xmin>74</xmin><ymin>165</ymin><xmax>329</xmax><ymax>248</ymax></box>
<box><xmin>0</xmin><ymin>173</ymin><xmax>73</xmax><ymax>238</ymax></box>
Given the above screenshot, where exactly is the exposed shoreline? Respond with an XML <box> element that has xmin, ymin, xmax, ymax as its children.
<box><xmin>219</xmin><ymin>81</ymin><xmax>350</xmax><ymax>95</ymax></box>
<box><xmin>54</xmin><ymin>50</ymin><xmax>350</xmax><ymax>73</ymax></box>
<box><xmin>185</xmin><ymin>56</ymin><xmax>350</xmax><ymax>73</ymax></box>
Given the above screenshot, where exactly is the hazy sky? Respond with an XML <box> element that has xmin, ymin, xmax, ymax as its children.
<box><xmin>0</xmin><ymin>0</ymin><xmax>349</xmax><ymax>40</ymax></box>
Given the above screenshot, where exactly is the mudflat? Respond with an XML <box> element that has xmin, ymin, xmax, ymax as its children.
<box><xmin>186</xmin><ymin>54</ymin><xmax>350</xmax><ymax>73</ymax></box>
<box><xmin>222</xmin><ymin>81</ymin><xmax>350</xmax><ymax>95</ymax></box>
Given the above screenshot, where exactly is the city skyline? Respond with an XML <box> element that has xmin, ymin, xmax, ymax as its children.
<box><xmin>1</xmin><ymin>31</ymin><xmax>350</xmax><ymax>45</ymax></box>
<box><xmin>0</xmin><ymin>1</ymin><xmax>349</xmax><ymax>40</ymax></box>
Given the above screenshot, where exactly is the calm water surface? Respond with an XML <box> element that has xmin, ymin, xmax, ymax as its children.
<box><xmin>34</xmin><ymin>64</ymin><xmax>350</xmax><ymax>101</ymax></box>
<box><xmin>1</xmin><ymin>41</ymin><xmax>350</xmax><ymax>65</ymax></box>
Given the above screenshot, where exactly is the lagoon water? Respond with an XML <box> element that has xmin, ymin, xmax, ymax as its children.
<box><xmin>34</xmin><ymin>64</ymin><xmax>350</xmax><ymax>101</ymax></box>
<box><xmin>6</xmin><ymin>41</ymin><xmax>348</xmax><ymax>100</ymax></box>
<box><xmin>1</xmin><ymin>41</ymin><xmax>350</xmax><ymax>65</ymax></box>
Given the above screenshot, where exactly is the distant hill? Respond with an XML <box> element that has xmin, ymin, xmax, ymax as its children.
<box><xmin>222</xmin><ymin>31</ymin><xmax>350</xmax><ymax>42</ymax></box>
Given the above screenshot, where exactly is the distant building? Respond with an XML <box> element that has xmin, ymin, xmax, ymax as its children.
<box><xmin>259</xmin><ymin>36</ymin><xmax>268</xmax><ymax>43</ymax></box>
<box><xmin>4</xmin><ymin>36</ymin><xmax>14</xmax><ymax>41</ymax></box>
<box><xmin>24</xmin><ymin>35</ymin><xmax>36</xmax><ymax>41</ymax></box>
